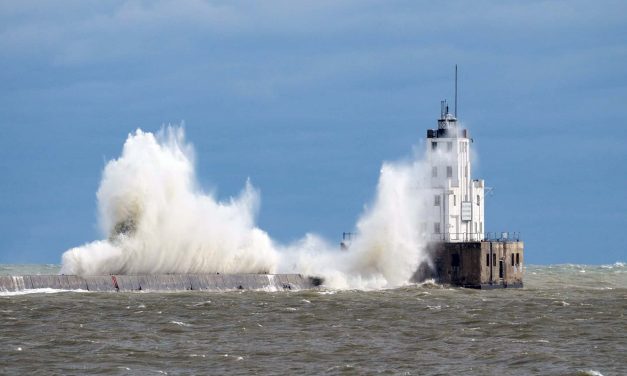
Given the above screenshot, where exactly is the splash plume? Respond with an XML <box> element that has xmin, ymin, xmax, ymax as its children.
<box><xmin>61</xmin><ymin>127</ymin><xmax>430</xmax><ymax>289</ymax></box>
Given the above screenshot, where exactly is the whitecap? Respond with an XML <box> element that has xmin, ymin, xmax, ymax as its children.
<box><xmin>170</xmin><ymin>321</ymin><xmax>191</xmax><ymax>327</ymax></box>
<box><xmin>317</xmin><ymin>290</ymin><xmax>337</xmax><ymax>295</ymax></box>
<box><xmin>579</xmin><ymin>370</ymin><xmax>604</xmax><ymax>376</ymax></box>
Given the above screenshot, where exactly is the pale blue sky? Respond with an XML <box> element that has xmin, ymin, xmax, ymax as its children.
<box><xmin>1</xmin><ymin>1</ymin><xmax>626</xmax><ymax>264</ymax></box>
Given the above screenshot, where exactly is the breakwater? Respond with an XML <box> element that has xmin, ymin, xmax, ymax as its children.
<box><xmin>0</xmin><ymin>274</ymin><xmax>321</xmax><ymax>292</ymax></box>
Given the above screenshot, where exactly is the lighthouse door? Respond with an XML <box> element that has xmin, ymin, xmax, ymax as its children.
<box><xmin>499</xmin><ymin>260</ymin><xmax>504</xmax><ymax>279</ymax></box>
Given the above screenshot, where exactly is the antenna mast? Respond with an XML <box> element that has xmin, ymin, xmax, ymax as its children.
<box><xmin>454</xmin><ymin>64</ymin><xmax>458</xmax><ymax>118</ymax></box>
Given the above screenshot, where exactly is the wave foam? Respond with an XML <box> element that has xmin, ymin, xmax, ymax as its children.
<box><xmin>60</xmin><ymin>127</ymin><xmax>431</xmax><ymax>289</ymax></box>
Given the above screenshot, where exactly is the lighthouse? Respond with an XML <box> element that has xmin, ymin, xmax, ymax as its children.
<box><xmin>413</xmin><ymin>68</ymin><xmax>524</xmax><ymax>288</ymax></box>
<box><xmin>426</xmin><ymin>100</ymin><xmax>484</xmax><ymax>242</ymax></box>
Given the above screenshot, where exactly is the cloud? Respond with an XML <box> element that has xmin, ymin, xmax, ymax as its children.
<box><xmin>1</xmin><ymin>0</ymin><xmax>626</xmax><ymax>120</ymax></box>
<box><xmin>2</xmin><ymin>0</ymin><xmax>622</xmax><ymax>66</ymax></box>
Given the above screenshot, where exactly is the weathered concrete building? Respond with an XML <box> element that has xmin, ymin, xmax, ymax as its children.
<box><xmin>415</xmin><ymin>238</ymin><xmax>524</xmax><ymax>288</ymax></box>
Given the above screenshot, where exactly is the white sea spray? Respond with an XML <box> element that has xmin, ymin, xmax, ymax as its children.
<box><xmin>60</xmin><ymin>127</ymin><xmax>431</xmax><ymax>289</ymax></box>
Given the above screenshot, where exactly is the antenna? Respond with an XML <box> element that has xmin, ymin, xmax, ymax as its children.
<box><xmin>454</xmin><ymin>64</ymin><xmax>458</xmax><ymax>118</ymax></box>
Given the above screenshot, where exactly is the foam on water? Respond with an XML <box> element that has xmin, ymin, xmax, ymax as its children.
<box><xmin>0</xmin><ymin>288</ymin><xmax>88</xmax><ymax>297</ymax></box>
<box><xmin>60</xmin><ymin>127</ymin><xmax>431</xmax><ymax>289</ymax></box>
<box><xmin>578</xmin><ymin>371</ymin><xmax>604</xmax><ymax>376</ymax></box>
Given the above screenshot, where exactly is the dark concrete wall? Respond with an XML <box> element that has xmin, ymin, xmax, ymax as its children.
<box><xmin>0</xmin><ymin>274</ymin><xmax>321</xmax><ymax>293</ymax></box>
<box><xmin>415</xmin><ymin>241</ymin><xmax>524</xmax><ymax>288</ymax></box>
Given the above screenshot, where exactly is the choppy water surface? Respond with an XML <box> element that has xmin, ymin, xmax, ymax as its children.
<box><xmin>1</xmin><ymin>264</ymin><xmax>625</xmax><ymax>375</ymax></box>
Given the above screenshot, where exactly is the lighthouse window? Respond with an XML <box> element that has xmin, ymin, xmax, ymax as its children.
<box><xmin>432</xmin><ymin>166</ymin><xmax>437</xmax><ymax>177</ymax></box>
<box><xmin>447</xmin><ymin>142</ymin><xmax>453</xmax><ymax>151</ymax></box>
<box><xmin>432</xmin><ymin>142</ymin><xmax>437</xmax><ymax>150</ymax></box>
<box><xmin>511</xmin><ymin>254</ymin><xmax>515</xmax><ymax>266</ymax></box>
<box><xmin>434</xmin><ymin>195</ymin><xmax>441</xmax><ymax>206</ymax></box>
<box><xmin>477</xmin><ymin>195</ymin><xmax>481</xmax><ymax>206</ymax></box>
<box><xmin>434</xmin><ymin>223</ymin><xmax>441</xmax><ymax>234</ymax></box>
<box><xmin>486</xmin><ymin>254</ymin><xmax>490</xmax><ymax>267</ymax></box>
<box><xmin>516</xmin><ymin>253</ymin><xmax>520</xmax><ymax>265</ymax></box>
<box><xmin>446</xmin><ymin>166</ymin><xmax>453</xmax><ymax>178</ymax></box>
<box><xmin>493</xmin><ymin>253</ymin><xmax>497</xmax><ymax>266</ymax></box>
<box><xmin>453</xmin><ymin>195</ymin><xmax>456</xmax><ymax>206</ymax></box>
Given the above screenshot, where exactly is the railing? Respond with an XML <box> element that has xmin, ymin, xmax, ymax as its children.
<box><xmin>484</xmin><ymin>232</ymin><xmax>521</xmax><ymax>242</ymax></box>
<box><xmin>342</xmin><ymin>232</ymin><xmax>356</xmax><ymax>242</ymax></box>
<box><xmin>431</xmin><ymin>232</ymin><xmax>521</xmax><ymax>242</ymax></box>
<box><xmin>436</xmin><ymin>232</ymin><xmax>484</xmax><ymax>242</ymax></box>
<box><xmin>340</xmin><ymin>232</ymin><xmax>356</xmax><ymax>250</ymax></box>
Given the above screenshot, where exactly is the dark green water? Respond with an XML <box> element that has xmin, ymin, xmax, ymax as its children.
<box><xmin>1</xmin><ymin>264</ymin><xmax>625</xmax><ymax>375</ymax></box>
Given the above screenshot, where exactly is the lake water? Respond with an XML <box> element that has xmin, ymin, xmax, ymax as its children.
<box><xmin>1</xmin><ymin>263</ymin><xmax>625</xmax><ymax>375</ymax></box>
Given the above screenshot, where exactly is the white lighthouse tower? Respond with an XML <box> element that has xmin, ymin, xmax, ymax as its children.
<box><xmin>425</xmin><ymin>100</ymin><xmax>485</xmax><ymax>242</ymax></box>
<box><xmin>414</xmin><ymin>68</ymin><xmax>523</xmax><ymax>289</ymax></box>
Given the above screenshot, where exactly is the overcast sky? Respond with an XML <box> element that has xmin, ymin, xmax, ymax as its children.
<box><xmin>1</xmin><ymin>0</ymin><xmax>626</xmax><ymax>264</ymax></box>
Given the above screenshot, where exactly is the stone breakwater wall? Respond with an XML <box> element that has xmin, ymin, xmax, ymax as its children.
<box><xmin>0</xmin><ymin>274</ymin><xmax>322</xmax><ymax>292</ymax></box>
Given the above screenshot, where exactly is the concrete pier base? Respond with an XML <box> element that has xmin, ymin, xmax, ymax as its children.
<box><xmin>413</xmin><ymin>240</ymin><xmax>524</xmax><ymax>289</ymax></box>
<box><xmin>0</xmin><ymin>274</ymin><xmax>322</xmax><ymax>293</ymax></box>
